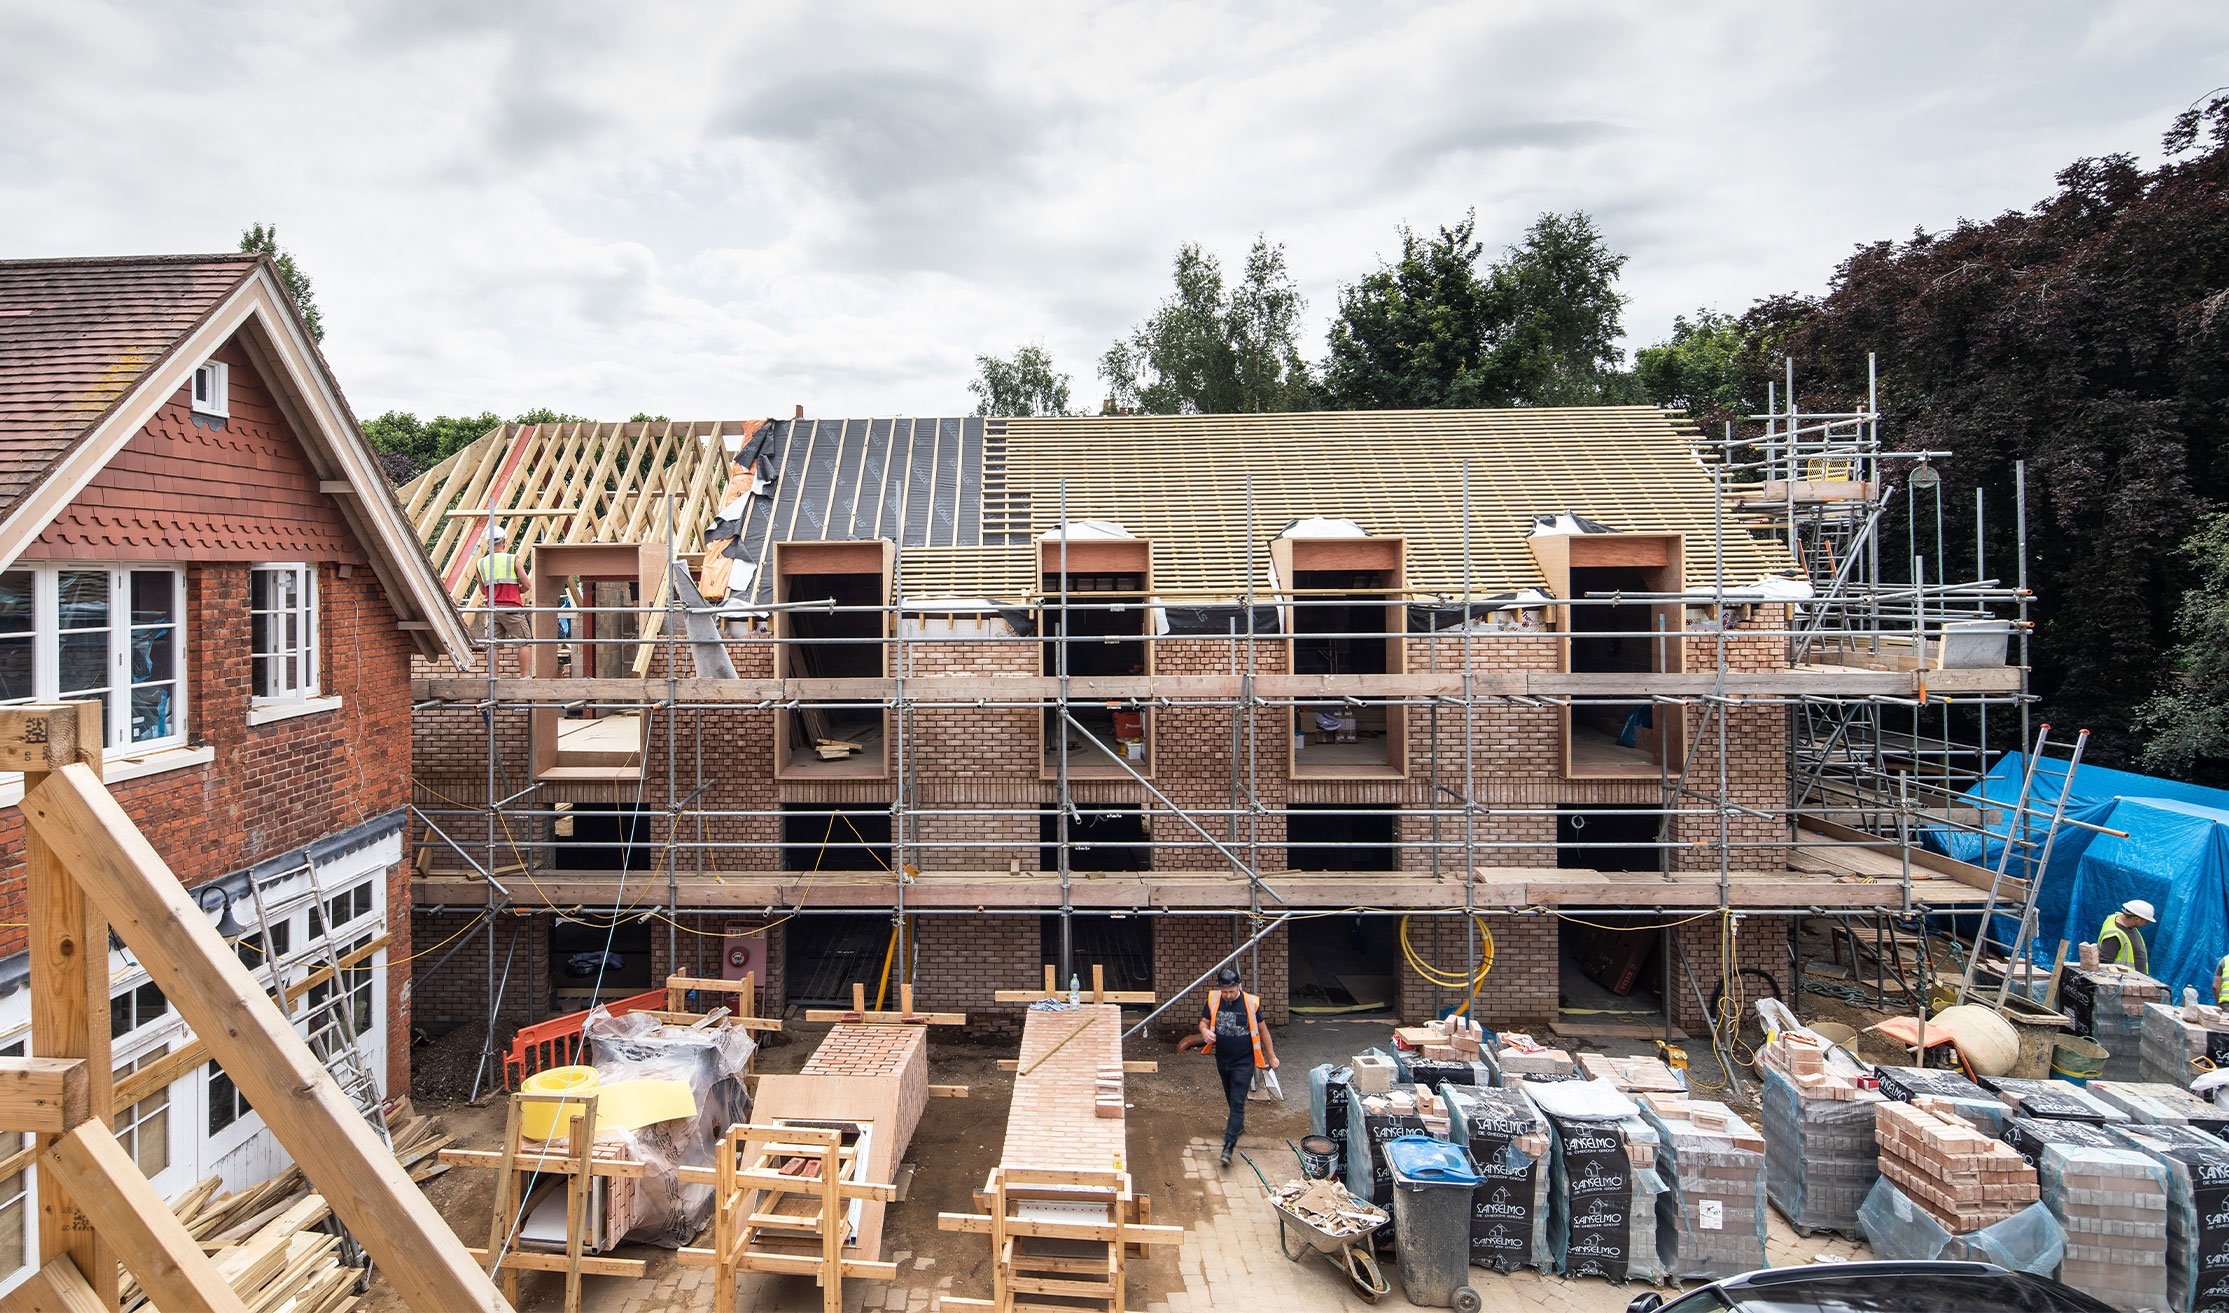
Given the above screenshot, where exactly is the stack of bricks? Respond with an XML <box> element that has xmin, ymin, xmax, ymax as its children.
<box><xmin>1637</xmin><ymin>1094</ymin><xmax>1767</xmax><ymax>1282</ymax></box>
<box><xmin>1094</xmin><ymin>1066</ymin><xmax>1124</xmax><ymax>1118</ymax></box>
<box><xmin>2060</xmin><ymin>965</ymin><xmax>2165</xmax><ymax>1083</ymax></box>
<box><xmin>1873</xmin><ymin>1065</ymin><xmax>2010</xmax><ymax>1135</ymax></box>
<box><xmin>1526</xmin><ymin>1085</ymin><xmax>1665</xmax><ymax>1284</ymax></box>
<box><xmin>2141</xmin><ymin>1001</ymin><xmax>2229</xmax><ymax>1086</ymax></box>
<box><xmin>1983</xmin><ymin>1076</ymin><xmax>2132</xmax><ymax>1127</ymax></box>
<box><xmin>2111</xmin><ymin>1121</ymin><xmax>2229</xmax><ymax>1313</ymax></box>
<box><xmin>2003</xmin><ymin>1115</ymin><xmax>2170</xmax><ymax>1312</ymax></box>
<box><xmin>798</xmin><ymin>1023</ymin><xmax>930</xmax><ymax>1154</ymax></box>
<box><xmin>1873</xmin><ymin>1100</ymin><xmax>2039</xmax><ymax>1233</ymax></box>
<box><xmin>1757</xmin><ymin>1029</ymin><xmax>1884</xmax><ymax>1234</ymax></box>
<box><xmin>1578</xmin><ymin>1053</ymin><xmax>1687</xmax><ymax>1095</ymax></box>
<box><xmin>1495</xmin><ymin>1040</ymin><xmax>1576</xmax><ymax>1080</ymax></box>
<box><xmin>2089</xmin><ymin>1079</ymin><xmax>2229</xmax><ymax>1138</ymax></box>
<box><xmin>1001</xmin><ymin>1005</ymin><xmax>1126</xmax><ymax>1175</ymax></box>
<box><xmin>1442</xmin><ymin>1084</ymin><xmax>1551</xmax><ymax>1275</ymax></box>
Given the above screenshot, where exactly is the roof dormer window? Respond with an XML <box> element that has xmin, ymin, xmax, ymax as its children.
<box><xmin>190</xmin><ymin>360</ymin><xmax>228</xmax><ymax>417</ymax></box>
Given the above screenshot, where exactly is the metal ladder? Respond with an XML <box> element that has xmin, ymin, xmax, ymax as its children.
<box><xmin>1955</xmin><ymin>723</ymin><xmax>2090</xmax><ymax>1008</ymax></box>
<box><xmin>242</xmin><ymin>852</ymin><xmax>394</xmax><ymax>1147</ymax></box>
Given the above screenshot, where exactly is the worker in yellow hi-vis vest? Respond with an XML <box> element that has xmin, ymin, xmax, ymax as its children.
<box><xmin>2097</xmin><ymin>899</ymin><xmax>2155</xmax><ymax>975</ymax></box>
<box><xmin>472</xmin><ymin>525</ymin><xmax>531</xmax><ymax>642</ymax></box>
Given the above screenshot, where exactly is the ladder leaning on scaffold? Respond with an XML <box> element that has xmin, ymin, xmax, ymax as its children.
<box><xmin>1955</xmin><ymin>723</ymin><xmax>2092</xmax><ymax>1009</ymax></box>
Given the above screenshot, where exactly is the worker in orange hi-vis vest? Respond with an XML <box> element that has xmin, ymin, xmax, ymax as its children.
<box><xmin>1198</xmin><ymin>966</ymin><xmax>1278</xmax><ymax>1168</ymax></box>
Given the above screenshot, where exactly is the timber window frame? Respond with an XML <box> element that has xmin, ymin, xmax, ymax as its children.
<box><xmin>250</xmin><ymin>563</ymin><xmax>320</xmax><ymax>704</ymax></box>
<box><xmin>190</xmin><ymin>359</ymin><xmax>229</xmax><ymax>417</ymax></box>
<box><xmin>0</xmin><ymin>564</ymin><xmax>187</xmax><ymax>753</ymax></box>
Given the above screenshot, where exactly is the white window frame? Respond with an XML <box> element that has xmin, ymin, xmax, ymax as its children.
<box><xmin>250</xmin><ymin>564</ymin><xmax>319</xmax><ymax>704</ymax></box>
<box><xmin>0</xmin><ymin>564</ymin><xmax>188</xmax><ymax>755</ymax></box>
<box><xmin>0</xmin><ymin>1037</ymin><xmax>27</xmax><ymax>1293</ymax></box>
<box><xmin>189</xmin><ymin>360</ymin><xmax>228</xmax><ymax>417</ymax></box>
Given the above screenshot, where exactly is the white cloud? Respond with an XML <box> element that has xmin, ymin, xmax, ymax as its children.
<box><xmin>1</xmin><ymin>0</ymin><xmax>2224</xmax><ymax>419</ymax></box>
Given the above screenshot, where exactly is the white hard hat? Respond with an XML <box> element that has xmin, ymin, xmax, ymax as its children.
<box><xmin>485</xmin><ymin>524</ymin><xmax>508</xmax><ymax>545</ymax></box>
<box><xmin>2123</xmin><ymin>899</ymin><xmax>2156</xmax><ymax>923</ymax></box>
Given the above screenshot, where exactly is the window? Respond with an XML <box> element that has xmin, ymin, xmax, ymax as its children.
<box><xmin>308</xmin><ymin>881</ymin><xmax>373</xmax><ymax>938</ymax></box>
<box><xmin>306</xmin><ymin>933</ymin><xmax>376</xmax><ymax>1055</ymax></box>
<box><xmin>0</xmin><ymin>1039</ymin><xmax>25</xmax><ymax>1280</ymax></box>
<box><xmin>109</xmin><ymin>980</ymin><xmax>168</xmax><ymax>1040</ymax></box>
<box><xmin>0</xmin><ymin>566</ymin><xmax>184</xmax><ymax>750</ymax></box>
<box><xmin>190</xmin><ymin>360</ymin><xmax>228</xmax><ymax>417</ymax></box>
<box><xmin>237</xmin><ymin>916</ymin><xmax>291</xmax><ymax>974</ymax></box>
<box><xmin>112</xmin><ymin>1050</ymin><xmax>172</xmax><ymax>1177</ymax></box>
<box><xmin>251</xmin><ymin>565</ymin><xmax>318</xmax><ymax>701</ymax></box>
<box><xmin>206</xmin><ymin>1060</ymin><xmax>251</xmax><ymax>1136</ymax></box>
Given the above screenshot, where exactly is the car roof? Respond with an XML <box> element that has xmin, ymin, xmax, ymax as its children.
<box><xmin>1714</xmin><ymin>1261</ymin><xmax>2114</xmax><ymax>1311</ymax></box>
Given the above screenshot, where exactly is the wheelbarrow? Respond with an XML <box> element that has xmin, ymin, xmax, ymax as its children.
<box><xmin>1241</xmin><ymin>1149</ymin><xmax>1392</xmax><ymax>1302</ymax></box>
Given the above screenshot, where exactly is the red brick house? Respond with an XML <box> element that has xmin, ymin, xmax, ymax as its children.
<box><xmin>0</xmin><ymin>253</ymin><xmax>468</xmax><ymax>1287</ymax></box>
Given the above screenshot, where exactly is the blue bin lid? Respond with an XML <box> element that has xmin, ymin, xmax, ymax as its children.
<box><xmin>1383</xmin><ymin>1134</ymin><xmax>1481</xmax><ymax>1185</ymax></box>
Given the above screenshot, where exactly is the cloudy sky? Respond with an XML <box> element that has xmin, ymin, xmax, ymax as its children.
<box><xmin>3</xmin><ymin>2</ymin><xmax>2226</xmax><ymax>421</ymax></box>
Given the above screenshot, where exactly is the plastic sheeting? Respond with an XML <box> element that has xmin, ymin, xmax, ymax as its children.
<box><xmin>1534</xmin><ymin>1086</ymin><xmax>1667</xmax><ymax>1284</ymax></box>
<box><xmin>1858</xmin><ymin>1177</ymin><xmax>2065</xmax><ymax>1273</ymax></box>
<box><xmin>1760</xmin><ymin>1066</ymin><xmax>1882</xmax><ymax>1235</ymax></box>
<box><xmin>2001</xmin><ymin>1116</ymin><xmax>2171</xmax><ymax>1312</ymax></box>
<box><xmin>1873</xmin><ymin>1065</ymin><xmax>2010</xmax><ymax>1135</ymax></box>
<box><xmin>1931</xmin><ymin>753</ymin><xmax>2229</xmax><ymax>1001</ymax></box>
<box><xmin>1641</xmin><ymin>1102</ymin><xmax>1767</xmax><ymax>1283</ymax></box>
<box><xmin>1309</xmin><ymin>1063</ymin><xmax>1355</xmax><ymax>1173</ymax></box>
<box><xmin>1443</xmin><ymin>1084</ymin><xmax>1552</xmax><ymax>1276</ymax></box>
<box><xmin>2114</xmin><ymin>1121</ymin><xmax>2229</xmax><ymax>1312</ymax></box>
<box><xmin>584</xmin><ymin>1007</ymin><xmax>757</xmax><ymax>1247</ymax></box>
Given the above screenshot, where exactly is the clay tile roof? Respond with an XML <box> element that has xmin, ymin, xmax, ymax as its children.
<box><xmin>0</xmin><ymin>253</ymin><xmax>261</xmax><ymax>524</ymax></box>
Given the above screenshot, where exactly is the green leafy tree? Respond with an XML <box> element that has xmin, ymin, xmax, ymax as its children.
<box><xmin>1099</xmin><ymin>236</ymin><xmax>1313</xmax><ymax>414</ymax></box>
<box><xmin>628</xmin><ymin>412</ymin><xmax>671</xmax><ymax>423</ymax></box>
<box><xmin>360</xmin><ymin>408</ymin><xmax>585</xmax><ymax>482</ymax></box>
<box><xmin>1323</xmin><ymin>213</ymin><xmax>1499</xmax><ymax>409</ymax></box>
<box><xmin>1485</xmin><ymin>211</ymin><xmax>1631</xmax><ymax>404</ymax></box>
<box><xmin>1635</xmin><ymin>309</ymin><xmax>1747</xmax><ymax>416</ymax></box>
<box><xmin>514</xmin><ymin>407</ymin><xmax>590</xmax><ymax>426</ymax></box>
<box><xmin>2135</xmin><ymin>513</ymin><xmax>2229</xmax><ymax>779</ymax></box>
<box><xmin>238</xmin><ymin>223</ymin><xmax>322</xmax><ymax>342</ymax></box>
<box><xmin>968</xmin><ymin>345</ymin><xmax>1074</xmax><ymax>416</ymax></box>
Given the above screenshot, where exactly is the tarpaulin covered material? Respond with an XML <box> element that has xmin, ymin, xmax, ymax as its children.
<box><xmin>1930</xmin><ymin>753</ymin><xmax>2229</xmax><ymax>1001</ymax></box>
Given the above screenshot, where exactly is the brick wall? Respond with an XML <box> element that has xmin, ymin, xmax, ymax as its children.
<box><xmin>1395</xmin><ymin>913</ymin><xmax>1558</xmax><ymax>1028</ymax></box>
<box><xmin>1672</xmin><ymin>913</ymin><xmax>1794</xmax><ymax>1032</ymax></box>
<box><xmin>1152</xmin><ymin>916</ymin><xmax>1291</xmax><ymax>1029</ymax></box>
<box><xmin>908</xmin><ymin>913</ymin><xmax>1039</xmax><ymax>1035</ymax></box>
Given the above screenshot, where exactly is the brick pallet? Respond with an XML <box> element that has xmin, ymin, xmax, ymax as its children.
<box><xmin>1345</xmin><ymin>1082</ymin><xmax>1450</xmax><ymax>1244</ymax></box>
<box><xmin>1443</xmin><ymin>1083</ymin><xmax>1552</xmax><ymax>1275</ymax></box>
<box><xmin>1874</xmin><ymin>1065</ymin><xmax>2009</xmax><ymax>1135</ymax></box>
<box><xmin>2089</xmin><ymin>1080</ymin><xmax>2229</xmax><ymax>1138</ymax></box>
<box><xmin>1525</xmin><ymin>1080</ymin><xmax>1667</xmax><ymax>1284</ymax></box>
<box><xmin>1639</xmin><ymin>1095</ymin><xmax>1767</xmax><ymax>1282</ymax></box>
<box><xmin>1874</xmin><ymin>1101</ymin><xmax>2039</xmax><ymax>1234</ymax></box>
<box><xmin>2141</xmin><ymin>1002</ymin><xmax>2229</xmax><ymax>1086</ymax></box>
<box><xmin>1757</xmin><ymin>1032</ymin><xmax>1884</xmax><ymax>1236</ymax></box>
<box><xmin>2114</xmin><ymin>1121</ymin><xmax>2229</xmax><ymax>1313</ymax></box>
<box><xmin>2004</xmin><ymin>1115</ymin><xmax>2170</xmax><ymax>1313</ymax></box>
<box><xmin>1983</xmin><ymin>1076</ymin><xmax>2132</xmax><ymax>1126</ymax></box>
<box><xmin>2062</xmin><ymin>966</ymin><xmax>2165</xmax><ymax>1083</ymax></box>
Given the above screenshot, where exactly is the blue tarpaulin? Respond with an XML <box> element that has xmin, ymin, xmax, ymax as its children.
<box><xmin>1929</xmin><ymin>753</ymin><xmax>2229</xmax><ymax>1000</ymax></box>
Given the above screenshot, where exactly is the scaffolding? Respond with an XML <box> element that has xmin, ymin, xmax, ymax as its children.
<box><xmin>397</xmin><ymin>384</ymin><xmax>2037</xmax><ymax>1094</ymax></box>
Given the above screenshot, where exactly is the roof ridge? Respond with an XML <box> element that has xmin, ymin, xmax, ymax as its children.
<box><xmin>0</xmin><ymin>252</ymin><xmax>261</xmax><ymax>270</ymax></box>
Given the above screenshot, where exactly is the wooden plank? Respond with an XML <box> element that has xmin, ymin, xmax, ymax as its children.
<box><xmin>0</xmin><ymin>1059</ymin><xmax>88</xmax><ymax>1135</ymax></box>
<box><xmin>992</xmin><ymin>990</ymin><xmax>1154</xmax><ymax>1004</ymax></box>
<box><xmin>413</xmin><ymin>665</ymin><xmax>2027</xmax><ymax>704</ymax></box>
<box><xmin>801</xmin><ymin>1009</ymin><xmax>965</xmax><ymax>1026</ymax></box>
<box><xmin>25</xmin><ymin>702</ymin><xmax>109</xmax><ymax>1311</ymax></box>
<box><xmin>461</xmin><ymin>1250</ymin><xmax>646</xmax><ymax>1278</ymax></box>
<box><xmin>44</xmin><ymin>1123</ymin><xmax>248</xmax><ymax>1313</ymax></box>
<box><xmin>672</xmin><ymin>1248</ymin><xmax>897</xmax><ymax>1279</ymax></box>
<box><xmin>672</xmin><ymin>1165</ymin><xmax>895</xmax><ymax>1200</ymax></box>
<box><xmin>6</xmin><ymin>1255</ymin><xmax>109</xmax><ymax>1313</ymax></box>
<box><xmin>1797</xmin><ymin>815</ymin><xmax>2014</xmax><ymax>893</ymax></box>
<box><xmin>438</xmin><ymin>1147</ymin><xmax>650</xmax><ymax>1178</ymax></box>
<box><xmin>937</xmin><ymin>1213</ymin><xmax>1184</xmax><ymax>1244</ymax></box>
<box><xmin>16</xmin><ymin>758</ymin><xmax>506</xmax><ymax>1313</ymax></box>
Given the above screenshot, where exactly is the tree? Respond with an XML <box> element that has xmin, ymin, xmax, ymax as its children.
<box><xmin>238</xmin><ymin>223</ymin><xmax>322</xmax><ymax>342</ymax></box>
<box><xmin>2135</xmin><ymin>514</ymin><xmax>2229</xmax><ymax>781</ymax></box>
<box><xmin>968</xmin><ymin>345</ymin><xmax>1074</xmax><ymax>417</ymax></box>
<box><xmin>1484</xmin><ymin>211</ymin><xmax>1631</xmax><ymax>404</ymax></box>
<box><xmin>1099</xmin><ymin>236</ymin><xmax>1314</xmax><ymax>414</ymax></box>
<box><xmin>1322</xmin><ymin>213</ymin><xmax>1499</xmax><ymax>409</ymax></box>
<box><xmin>1634</xmin><ymin>309</ymin><xmax>1747</xmax><ymax>416</ymax></box>
<box><xmin>360</xmin><ymin>408</ymin><xmax>583</xmax><ymax>482</ymax></box>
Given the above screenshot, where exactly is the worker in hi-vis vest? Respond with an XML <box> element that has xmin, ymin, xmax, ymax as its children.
<box><xmin>2097</xmin><ymin>899</ymin><xmax>2155</xmax><ymax>975</ymax></box>
<box><xmin>2214</xmin><ymin>951</ymin><xmax>2229</xmax><ymax>1007</ymax></box>
<box><xmin>1198</xmin><ymin>966</ymin><xmax>1277</xmax><ymax>1168</ymax></box>
<box><xmin>472</xmin><ymin>525</ymin><xmax>531</xmax><ymax>642</ymax></box>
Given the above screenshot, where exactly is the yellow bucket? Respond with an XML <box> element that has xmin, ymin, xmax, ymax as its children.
<box><xmin>520</xmin><ymin>1066</ymin><xmax>599</xmax><ymax>1140</ymax></box>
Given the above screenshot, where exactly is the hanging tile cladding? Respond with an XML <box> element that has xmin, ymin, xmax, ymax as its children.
<box><xmin>0</xmin><ymin>254</ymin><xmax>259</xmax><ymax>520</ymax></box>
<box><xmin>30</xmin><ymin>341</ymin><xmax>362</xmax><ymax>561</ymax></box>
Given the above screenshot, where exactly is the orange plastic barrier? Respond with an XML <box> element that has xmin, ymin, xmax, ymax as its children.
<box><xmin>501</xmin><ymin>988</ymin><xmax>667</xmax><ymax>1090</ymax></box>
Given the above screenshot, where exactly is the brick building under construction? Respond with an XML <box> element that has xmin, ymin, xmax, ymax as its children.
<box><xmin>402</xmin><ymin>401</ymin><xmax>2025</xmax><ymax>1090</ymax></box>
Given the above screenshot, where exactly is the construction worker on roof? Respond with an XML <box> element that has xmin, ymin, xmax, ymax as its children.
<box><xmin>2098</xmin><ymin>899</ymin><xmax>2155</xmax><ymax>974</ymax></box>
<box><xmin>1198</xmin><ymin>965</ymin><xmax>1277</xmax><ymax>1169</ymax></box>
<box><xmin>473</xmin><ymin>525</ymin><xmax>531</xmax><ymax>643</ymax></box>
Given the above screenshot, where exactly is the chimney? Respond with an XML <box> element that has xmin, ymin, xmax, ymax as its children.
<box><xmin>794</xmin><ymin>404</ymin><xmax>805</xmax><ymax>420</ymax></box>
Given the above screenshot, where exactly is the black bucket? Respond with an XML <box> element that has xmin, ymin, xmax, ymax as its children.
<box><xmin>1298</xmin><ymin>1134</ymin><xmax>1341</xmax><ymax>1180</ymax></box>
